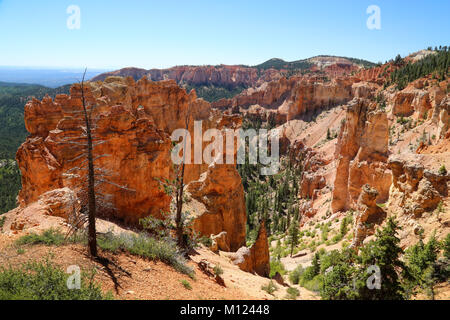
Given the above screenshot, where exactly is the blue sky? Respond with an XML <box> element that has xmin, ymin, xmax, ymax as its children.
<box><xmin>0</xmin><ymin>0</ymin><xmax>448</xmax><ymax>69</ymax></box>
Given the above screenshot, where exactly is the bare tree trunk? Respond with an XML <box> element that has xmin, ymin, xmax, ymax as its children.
<box><xmin>175</xmin><ymin>168</ymin><xmax>184</xmax><ymax>247</ymax></box>
<box><xmin>175</xmin><ymin>108</ymin><xmax>190</xmax><ymax>248</ymax></box>
<box><xmin>81</xmin><ymin>72</ymin><xmax>97</xmax><ymax>257</ymax></box>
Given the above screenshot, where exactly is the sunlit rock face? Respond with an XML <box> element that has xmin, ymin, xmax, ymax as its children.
<box><xmin>331</xmin><ymin>98</ymin><xmax>391</xmax><ymax>213</ymax></box>
<box><xmin>212</xmin><ymin>77</ymin><xmax>354</xmax><ymax>123</ymax></box>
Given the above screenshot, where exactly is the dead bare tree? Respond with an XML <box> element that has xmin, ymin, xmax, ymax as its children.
<box><xmin>174</xmin><ymin>106</ymin><xmax>191</xmax><ymax>248</ymax></box>
<box><xmin>81</xmin><ymin>71</ymin><xmax>97</xmax><ymax>256</ymax></box>
<box><xmin>60</xmin><ymin>69</ymin><xmax>134</xmax><ymax>257</ymax></box>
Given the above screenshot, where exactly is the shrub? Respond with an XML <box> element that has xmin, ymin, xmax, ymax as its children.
<box><xmin>0</xmin><ymin>215</ymin><xmax>5</xmax><ymax>229</ymax></box>
<box><xmin>97</xmin><ymin>232</ymin><xmax>194</xmax><ymax>277</ymax></box>
<box><xmin>0</xmin><ymin>258</ymin><xmax>111</xmax><ymax>300</ymax></box>
<box><xmin>16</xmin><ymin>228</ymin><xmax>66</xmax><ymax>246</ymax></box>
<box><xmin>321</xmin><ymin>224</ymin><xmax>329</xmax><ymax>242</ymax></box>
<box><xmin>181</xmin><ymin>279</ymin><xmax>192</xmax><ymax>290</ymax></box>
<box><xmin>299</xmin><ymin>266</ymin><xmax>317</xmax><ymax>285</ymax></box>
<box><xmin>213</xmin><ymin>265</ymin><xmax>223</xmax><ymax>277</ymax></box>
<box><xmin>269</xmin><ymin>259</ymin><xmax>286</xmax><ymax>278</ymax></box>
<box><xmin>444</xmin><ymin>233</ymin><xmax>450</xmax><ymax>260</ymax></box>
<box><xmin>331</xmin><ymin>234</ymin><xmax>343</xmax><ymax>244</ymax></box>
<box><xmin>318</xmin><ymin>249</ymin><xmax>359</xmax><ymax>300</ymax></box>
<box><xmin>198</xmin><ymin>236</ymin><xmax>213</xmax><ymax>247</ymax></box>
<box><xmin>289</xmin><ymin>265</ymin><xmax>304</xmax><ymax>285</ymax></box>
<box><xmin>285</xmin><ymin>287</ymin><xmax>300</xmax><ymax>300</ymax></box>
<box><xmin>340</xmin><ymin>213</ymin><xmax>353</xmax><ymax>237</ymax></box>
<box><xmin>139</xmin><ymin>213</ymin><xmax>171</xmax><ymax>239</ymax></box>
<box><xmin>320</xmin><ymin>264</ymin><xmax>357</xmax><ymax>299</ymax></box>
<box><xmin>261</xmin><ymin>281</ymin><xmax>278</xmax><ymax>295</ymax></box>
<box><xmin>438</xmin><ymin>165</ymin><xmax>447</xmax><ymax>176</ymax></box>
<box><xmin>300</xmin><ymin>275</ymin><xmax>323</xmax><ymax>293</ymax></box>
<box><xmin>436</xmin><ymin>201</ymin><xmax>444</xmax><ymax>214</ymax></box>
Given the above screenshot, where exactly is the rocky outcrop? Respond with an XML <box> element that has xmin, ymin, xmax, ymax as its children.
<box><xmin>229</xmin><ymin>221</ymin><xmax>270</xmax><ymax>277</ymax></box>
<box><xmin>298</xmin><ymin>144</ymin><xmax>329</xmax><ymax>201</ymax></box>
<box><xmin>331</xmin><ymin>98</ymin><xmax>391</xmax><ymax>212</ymax></box>
<box><xmin>2</xmin><ymin>188</ymin><xmax>79</xmax><ymax>234</ymax></box>
<box><xmin>391</xmin><ymin>91</ymin><xmax>416</xmax><ymax>117</ymax></box>
<box><xmin>388</xmin><ymin>156</ymin><xmax>448</xmax><ymax>217</ymax></box>
<box><xmin>351</xmin><ymin>184</ymin><xmax>386</xmax><ymax>248</ymax></box>
<box><xmin>351</xmin><ymin>82</ymin><xmax>379</xmax><ymax>99</ymax></box>
<box><xmin>437</xmin><ymin>96</ymin><xmax>450</xmax><ymax>139</ymax></box>
<box><xmin>300</xmin><ymin>172</ymin><xmax>326</xmax><ymax>200</ymax></box>
<box><xmin>37</xmin><ymin>187</ymin><xmax>80</xmax><ymax>219</ymax></box>
<box><xmin>389</xmin><ymin>83</ymin><xmax>447</xmax><ymax>120</ymax></box>
<box><xmin>354</xmin><ymin>63</ymin><xmax>395</xmax><ymax>84</ymax></box>
<box><xmin>291</xmin><ymin>140</ymin><xmax>329</xmax><ymax>219</ymax></box>
<box><xmin>186</xmin><ymin>162</ymin><xmax>247</xmax><ymax>252</ymax></box>
<box><xmin>209</xmin><ymin>231</ymin><xmax>230</xmax><ymax>253</ymax></box>
<box><xmin>17</xmin><ymin>77</ymin><xmax>247</xmax><ymax>250</ymax></box>
<box><xmin>298</xmin><ymin>200</ymin><xmax>317</xmax><ymax>218</ymax></box>
<box><xmin>214</xmin><ymin>77</ymin><xmax>353</xmax><ymax>123</ymax></box>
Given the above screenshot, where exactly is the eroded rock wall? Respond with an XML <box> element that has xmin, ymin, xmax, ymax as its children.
<box><xmin>331</xmin><ymin>98</ymin><xmax>392</xmax><ymax>212</ymax></box>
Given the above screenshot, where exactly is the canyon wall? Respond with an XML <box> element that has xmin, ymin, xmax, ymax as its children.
<box><xmin>92</xmin><ymin>57</ymin><xmax>369</xmax><ymax>92</ymax></box>
<box><xmin>92</xmin><ymin>65</ymin><xmax>260</xmax><ymax>89</ymax></box>
<box><xmin>213</xmin><ymin>77</ymin><xmax>353</xmax><ymax>122</ymax></box>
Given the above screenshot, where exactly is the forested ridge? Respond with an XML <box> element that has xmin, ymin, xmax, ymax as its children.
<box><xmin>0</xmin><ymin>82</ymin><xmax>70</xmax><ymax>214</ymax></box>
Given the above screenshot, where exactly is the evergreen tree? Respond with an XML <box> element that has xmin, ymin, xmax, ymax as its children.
<box><xmin>444</xmin><ymin>233</ymin><xmax>450</xmax><ymax>260</ymax></box>
<box><xmin>358</xmin><ymin>217</ymin><xmax>406</xmax><ymax>300</ymax></box>
<box><xmin>288</xmin><ymin>220</ymin><xmax>299</xmax><ymax>257</ymax></box>
<box><xmin>320</xmin><ymin>249</ymin><xmax>359</xmax><ymax>300</ymax></box>
<box><xmin>405</xmin><ymin>232</ymin><xmax>440</xmax><ymax>298</ymax></box>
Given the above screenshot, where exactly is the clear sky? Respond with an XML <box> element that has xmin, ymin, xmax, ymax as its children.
<box><xmin>0</xmin><ymin>0</ymin><xmax>449</xmax><ymax>70</ymax></box>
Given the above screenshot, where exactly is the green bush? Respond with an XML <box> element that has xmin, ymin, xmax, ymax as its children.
<box><xmin>300</xmin><ymin>275</ymin><xmax>323</xmax><ymax>293</ymax></box>
<box><xmin>198</xmin><ymin>236</ymin><xmax>213</xmax><ymax>247</ymax></box>
<box><xmin>269</xmin><ymin>259</ymin><xmax>286</xmax><ymax>278</ymax></box>
<box><xmin>97</xmin><ymin>232</ymin><xmax>194</xmax><ymax>277</ymax></box>
<box><xmin>181</xmin><ymin>279</ymin><xmax>192</xmax><ymax>290</ymax></box>
<box><xmin>213</xmin><ymin>265</ymin><xmax>223</xmax><ymax>277</ymax></box>
<box><xmin>261</xmin><ymin>281</ymin><xmax>278</xmax><ymax>295</ymax></box>
<box><xmin>0</xmin><ymin>215</ymin><xmax>5</xmax><ymax>229</ymax></box>
<box><xmin>16</xmin><ymin>228</ymin><xmax>66</xmax><ymax>246</ymax></box>
<box><xmin>444</xmin><ymin>233</ymin><xmax>450</xmax><ymax>260</ymax></box>
<box><xmin>0</xmin><ymin>258</ymin><xmax>111</xmax><ymax>300</ymax></box>
<box><xmin>436</xmin><ymin>201</ymin><xmax>444</xmax><ymax>214</ymax></box>
<box><xmin>285</xmin><ymin>287</ymin><xmax>300</xmax><ymax>300</ymax></box>
<box><xmin>289</xmin><ymin>265</ymin><xmax>304</xmax><ymax>285</ymax></box>
<box><xmin>438</xmin><ymin>165</ymin><xmax>447</xmax><ymax>176</ymax></box>
<box><xmin>299</xmin><ymin>266</ymin><xmax>317</xmax><ymax>285</ymax></box>
<box><xmin>331</xmin><ymin>234</ymin><xmax>343</xmax><ymax>244</ymax></box>
<box><xmin>340</xmin><ymin>213</ymin><xmax>353</xmax><ymax>237</ymax></box>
